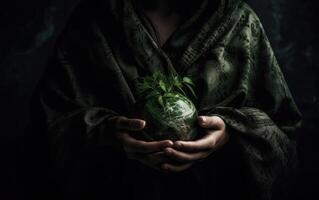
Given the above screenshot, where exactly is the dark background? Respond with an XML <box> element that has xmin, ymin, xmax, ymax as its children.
<box><xmin>1</xmin><ymin>0</ymin><xmax>318</xmax><ymax>199</ymax></box>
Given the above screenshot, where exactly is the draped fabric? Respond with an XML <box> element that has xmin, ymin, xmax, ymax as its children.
<box><xmin>39</xmin><ymin>0</ymin><xmax>302</xmax><ymax>199</ymax></box>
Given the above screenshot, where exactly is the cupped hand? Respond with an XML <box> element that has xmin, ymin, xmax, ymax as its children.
<box><xmin>109</xmin><ymin>116</ymin><xmax>173</xmax><ymax>171</ymax></box>
<box><xmin>162</xmin><ymin>116</ymin><xmax>229</xmax><ymax>172</ymax></box>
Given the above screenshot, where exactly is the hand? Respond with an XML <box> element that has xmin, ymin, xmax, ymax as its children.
<box><xmin>162</xmin><ymin>116</ymin><xmax>229</xmax><ymax>172</ymax></box>
<box><xmin>110</xmin><ymin>116</ymin><xmax>173</xmax><ymax>171</ymax></box>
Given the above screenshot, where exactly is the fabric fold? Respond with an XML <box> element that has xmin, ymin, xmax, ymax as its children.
<box><xmin>39</xmin><ymin>0</ymin><xmax>302</xmax><ymax>199</ymax></box>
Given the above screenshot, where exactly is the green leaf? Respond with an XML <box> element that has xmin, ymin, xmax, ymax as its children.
<box><xmin>183</xmin><ymin>77</ymin><xmax>195</xmax><ymax>86</ymax></box>
<box><xmin>164</xmin><ymin>93</ymin><xmax>176</xmax><ymax>98</ymax></box>
<box><xmin>184</xmin><ymin>83</ymin><xmax>197</xmax><ymax>99</ymax></box>
<box><xmin>158</xmin><ymin>95</ymin><xmax>165</xmax><ymax>108</ymax></box>
<box><xmin>159</xmin><ymin>80</ymin><xmax>167</xmax><ymax>92</ymax></box>
<box><xmin>136</xmin><ymin>71</ymin><xmax>197</xmax><ymax>103</ymax></box>
<box><xmin>146</xmin><ymin>91</ymin><xmax>159</xmax><ymax>100</ymax></box>
<box><xmin>176</xmin><ymin>85</ymin><xmax>187</xmax><ymax>96</ymax></box>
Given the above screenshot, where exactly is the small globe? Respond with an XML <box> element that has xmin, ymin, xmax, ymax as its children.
<box><xmin>141</xmin><ymin>93</ymin><xmax>198</xmax><ymax>141</ymax></box>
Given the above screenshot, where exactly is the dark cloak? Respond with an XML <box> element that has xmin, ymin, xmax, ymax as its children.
<box><xmin>39</xmin><ymin>0</ymin><xmax>302</xmax><ymax>199</ymax></box>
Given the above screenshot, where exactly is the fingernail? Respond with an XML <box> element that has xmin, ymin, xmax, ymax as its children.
<box><xmin>198</xmin><ymin>116</ymin><xmax>206</xmax><ymax>125</ymax></box>
<box><xmin>166</xmin><ymin>140</ymin><xmax>174</xmax><ymax>146</ymax></box>
<box><xmin>139</xmin><ymin>120</ymin><xmax>146</xmax><ymax>128</ymax></box>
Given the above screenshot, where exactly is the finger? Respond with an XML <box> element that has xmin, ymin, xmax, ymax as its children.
<box><xmin>137</xmin><ymin>151</ymin><xmax>170</xmax><ymax>165</ymax></box>
<box><xmin>164</xmin><ymin>148</ymin><xmax>210</xmax><ymax>162</ymax></box>
<box><xmin>129</xmin><ymin>152</ymin><xmax>170</xmax><ymax>173</ymax></box>
<box><xmin>116</xmin><ymin>132</ymin><xmax>143</xmax><ymax>153</ymax></box>
<box><xmin>161</xmin><ymin>163</ymin><xmax>193</xmax><ymax>172</ymax></box>
<box><xmin>132</xmin><ymin>140</ymin><xmax>174</xmax><ymax>153</ymax></box>
<box><xmin>118</xmin><ymin>133</ymin><xmax>173</xmax><ymax>153</ymax></box>
<box><xmin>111</xmin><ymin>116</ymin><xmax>146</xmax><ymax>131</ymax></box>
<box><xmin>174</xmin><ymin>130</ymin><xmax>224</xmax><ymax>152</ymax></box>
<box><xmin>198</xmin><ymin>116</ymin><xmax>225</xmax><ymax>130</ymax></box>
<box><xmin>139</xmin><ymin>159</ymin><xmax>169</xmax><ymax>173</ymax></box>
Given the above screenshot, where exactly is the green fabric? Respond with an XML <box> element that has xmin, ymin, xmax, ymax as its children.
<box><xmin>40</xmin><ymin>0</ymin><xmax>302</xmax><ymax>199</ymax></box>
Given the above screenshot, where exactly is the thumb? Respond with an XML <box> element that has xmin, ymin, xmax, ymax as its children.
<box><xmin>110</xmin><ymin>116</ymin><xmax>146</xmax><ymax>131</ymax></box>
<box><xmin>198</xmin><ymin>116</ymin><xmax>224</xmax><ymax>130</ymax></box>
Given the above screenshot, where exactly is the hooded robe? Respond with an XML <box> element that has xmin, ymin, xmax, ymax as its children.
<box><xmin>39</xmin><ymin>0</ymin><xmax>302</xmax><ymax>199</ymax></box>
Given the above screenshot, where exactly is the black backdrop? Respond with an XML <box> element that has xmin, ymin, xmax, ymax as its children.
<box><xmin>1</xmin><ymin>0</ymin><xmax>318</xmax><ymax>199</ymax></box>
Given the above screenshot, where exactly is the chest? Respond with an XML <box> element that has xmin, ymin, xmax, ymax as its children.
<box><xmin>142</xmin><ymin>11</ymin><xmax>181</xmax><ymax>47</ymax></box>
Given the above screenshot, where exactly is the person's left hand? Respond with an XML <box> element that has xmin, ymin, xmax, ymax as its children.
<box><xmin>161</xmin><ymin>116</ymin><xmax>229</xmax><ymax>172</ymax></box>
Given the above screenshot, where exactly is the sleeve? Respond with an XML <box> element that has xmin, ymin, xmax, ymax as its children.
<box><xmin>205</xmin><ymin>13</ymin><xmax>302</xmax><ymax>200</ymax></box>
<box><xmin>39</xmin><ymin>48</ymin><xmax>122</xmax><ymax>169</ymax></box>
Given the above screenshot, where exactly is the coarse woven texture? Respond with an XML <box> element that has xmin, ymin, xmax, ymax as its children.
<box><xmin>39</xmin><ymin>0</ymin><xmax>302</xmax><ymax>199</ymax></box>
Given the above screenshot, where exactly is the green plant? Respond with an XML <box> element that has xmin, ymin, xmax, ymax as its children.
<box><xmin>136</xmin><ymin>71</ymin><xmax>198</xmax><ymax>141</ymax></box>
<box><xmin>136</xmin><ymin>71</ymin><xmax>197</xmax><ymax>108</ymax></box>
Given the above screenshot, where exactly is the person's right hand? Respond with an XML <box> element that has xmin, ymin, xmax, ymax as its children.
<box><xmin>109</xmin><ymin>116</ymin><xmax>173</xmax><ymax>171</ymax></box>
